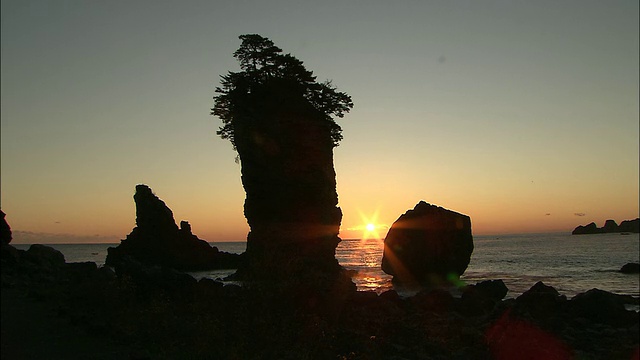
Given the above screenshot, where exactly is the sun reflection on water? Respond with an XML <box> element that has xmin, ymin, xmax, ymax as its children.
<box><xmin>337</xmin><ymin>237</ymin><xmax>393</xmax><ymax>294</ymax></box>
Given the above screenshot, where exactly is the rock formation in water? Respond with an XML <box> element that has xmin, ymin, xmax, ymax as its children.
<box><xmin>212</xmin><ymin>35</ymin><xmax>353</xmax><ymax>287</ymax></box>
<box><xmin>572</xmin><ymin>218</ymin><xmax>639</xmax><ymax>235</ymax></box>
<box><xmin>572</xmin><ymin>222</ymin><xmax>599</xmax><ymax>235</ymax></box>
<box><xmin>1</xmin><ymin>210</ymin><xmax>12</xmax><ymax>245</ymax></box>
<box><xmin>233</xmin><ymin>107</ymin><xmax>344</xmax><ymax>283</ymax></box>
<box><xmin>381</xmin><ymin>201</ymin><xmax>474</xmax><ymax>284</ymax></box>
<box><xmin>106</xmin><ymin>185</ymin><xmax>242</xmax><ymax>271</ymax></box>
<box><xmin>619</xmin><ymin>262</ymin><xmax>640</xmax><ymax>274</ymax></box>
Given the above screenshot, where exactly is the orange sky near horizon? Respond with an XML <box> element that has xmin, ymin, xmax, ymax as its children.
<box><xmin>1</xmin><ymin>1</ymin><xmax>638</xmax><ymax>244</ymax></box>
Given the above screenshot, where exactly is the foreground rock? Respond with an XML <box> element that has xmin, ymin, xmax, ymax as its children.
<box><xmin>572</xmin><ymin>218</ymin><xmax>640</xmax><ymax>234</ymax></box>
<box><xmin>106</xmin><ymin>185</ymin><xmax>242</xmax><ymax>271</ymax></box>
<box><xmin>3</xmin><ymin>248</ymin><xmax>638</xmax><ymax>360</ymax></box>
<box><xmin>382</xmin><ymin>201</ymin><xmax>473</xmax><ymax>284</ymax></box>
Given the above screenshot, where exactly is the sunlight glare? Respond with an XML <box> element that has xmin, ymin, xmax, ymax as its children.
<box><xmin>357</xmin><ymin>208</ymin><xmax>388</xmax><ymax>241</ymax></box>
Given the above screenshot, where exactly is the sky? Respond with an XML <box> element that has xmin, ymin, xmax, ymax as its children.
<box><xmin>1</xmin><ymin>0</ymin><xmax>638</xmax><ymax>244</ymax></box>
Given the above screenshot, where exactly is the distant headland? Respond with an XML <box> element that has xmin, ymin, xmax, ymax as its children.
<box><xmin>572</xmin><ymin>218</ymin><xmax>639</xmax><ymax>235</ymax></box>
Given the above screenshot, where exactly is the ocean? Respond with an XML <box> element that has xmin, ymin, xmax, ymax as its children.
<box><xmin>12</xmin><ymin>233</ymin><xmax>639</xmax><ymax>299</ymax></box>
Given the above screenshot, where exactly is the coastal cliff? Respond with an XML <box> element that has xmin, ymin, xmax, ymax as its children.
<box><xmin>572</xmin><ymin>218</ymin><xmax>639</xmax><ymax>235</ymax></box>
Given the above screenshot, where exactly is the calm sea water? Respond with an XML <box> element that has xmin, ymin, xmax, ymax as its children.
<box><xmin>13</xmin><ymin>233</ymin><xmax>639</xmax><ymax>298</ymax></box>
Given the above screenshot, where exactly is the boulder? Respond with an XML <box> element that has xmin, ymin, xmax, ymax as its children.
<box><xmin>106</xmin><ymin>185</ymin><xmax>242</xmax><ymax>271</ymax></box>
<box><xmin>569</xmin><ymin>288</ymin><xmax>638</xmax><ymax>327</ymax></box>
<box><xmin>0</xmin><ymin>210</ymin><xmax>11</xmax><ymax>245</ymax></box>
<box><xmin>410</xmin><ymin>288</ymin><xmax>455</xmax><ymax>313</ymax></box>
<box><xmin>381</xmin><ymin>201</ymin><xmax>473</xmax><ymax>284</ymax></box>
<box><xmin>462</xmin><ymin>280</ymin><xmax>508</xmax><ymax>303</ymax></box>
<box><xmin>0</xmin><ymin>244</ymin><xmax>68</xmax><ymax>283</ymax></box>
<box><xmin>514</xmin><ymin>281</ymin><xmax>567</xmax><ymax>319</ymax></box>
<box><xmin>619</xmin><ymin>262</ymin><xmax>640</xmax><ymax>274</ymax></box>
<box><xmin>25</xmin><ymin>244</ymin><xmax>66</xmax><ymax>268</ymax></box>
<box><xmin>460</xmin><ymin>280</ymin><xmax>508</xmax><ymax>316</ymax></box>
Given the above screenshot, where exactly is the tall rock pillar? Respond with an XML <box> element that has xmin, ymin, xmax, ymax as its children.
<box><xmin>234</xmin><ymin>103</ymin><xmax>343</xmax><ymax>282</ymax></box>
<box><xmin>212</xmin><ymin>35</ymin><xmax>354</xmax><ymax>289</ymax></box>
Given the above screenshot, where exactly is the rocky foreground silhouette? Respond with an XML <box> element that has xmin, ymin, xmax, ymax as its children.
<box><xmin>2</xmin><ymin>238</ymin><xmax>639</xmax><ymax>359</ymax></box>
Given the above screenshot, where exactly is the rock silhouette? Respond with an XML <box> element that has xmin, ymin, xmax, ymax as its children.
<box><xmin>5</xmin><ymin>248</ymin><xmax>638</xmax><ymax>359</ymax></box>
<box><xmin>382</xmin><ymin>201</ymin><xmax>473</xmax><ymax>284</ymax></box>
<box><xmin>572</xmin><ymin>218</ymin><xmax>639</xmax><ymax>234</ymax></box>
<box><xmin>619</xmin><ymin>262</ymin><xmax>640</xmax><ymax>274</ymax></box>
<box><xmin>1</xmin><ymin>210</ymin><xmax>11</xmax><ymax>245</ymax></box>
<box><xmin>212</xmin><ymin>35</ymin><xmax>353</xmax><ymax>286</ymax></box>
<box><xmin>106</xmin><ymin>185</ymin><xmax>241</xmax><ymax>271</ymax></box>
<box><xmin>619</xmin><ymin>218</ymin><xmax>640</xmax><ymax>233</ymax></box>
<box><xmin>572</xmin><ymin>222</ymin><xmax>599</xmax><ymax>235</ymax></box>
<box><xmin>233</xmin><ymin>107</ymin><xmax>345</xmax><ymax>283</ymax></box>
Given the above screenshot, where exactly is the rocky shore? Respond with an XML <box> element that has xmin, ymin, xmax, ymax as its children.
<box><xmin>2</xmin><ymin>243</ymin><xmax>638</xmax><ymax>360</ymax></box>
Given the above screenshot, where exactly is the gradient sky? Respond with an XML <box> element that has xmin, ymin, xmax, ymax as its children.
<box><xmin>2</xmin><ymin>0</ymin><xmax>638</xmax><ymax>243</ymax></box>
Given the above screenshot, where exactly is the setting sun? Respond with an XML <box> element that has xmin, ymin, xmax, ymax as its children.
<box><xmin>366</xmin><ymin>223</ymin><xmax>375</xmax><ymax>232</ymax></box>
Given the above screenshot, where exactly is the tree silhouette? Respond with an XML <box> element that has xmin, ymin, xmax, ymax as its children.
<box><xmin>212</xmin><ymin>34</ymin><xmax>353</xmax><ymax>150</ymax></box>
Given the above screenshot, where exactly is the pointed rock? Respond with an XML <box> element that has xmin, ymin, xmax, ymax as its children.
<box><xmin>106</xmin><ymin>185</ymin><xmax>242</xmax><ymax>271</ymax></box>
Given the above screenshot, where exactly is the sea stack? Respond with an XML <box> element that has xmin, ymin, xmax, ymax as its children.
<box><xmin>233</xmin><ymin>104</ymin><xmax>344</xmax><ymax>284</ymax></box>
<box><xmin>106</xmin><ymin>185</ymin><xmax>241</xmax><ymax>271</ymax></box>
<box><xmin>213</xmin><ymin>35</ymin><xmax>353</xmax><ymax>287</ymax></box>
<box><xmin>382</xmin><ymin>201</ymin><xmax>473</xmax><ymax>285</ymax></box>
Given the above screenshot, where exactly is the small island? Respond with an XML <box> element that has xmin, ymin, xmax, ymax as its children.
<box><xmin>572</xmin><ymin>218</ymin><xmax>639</xmax><ymax>235</ymax></box>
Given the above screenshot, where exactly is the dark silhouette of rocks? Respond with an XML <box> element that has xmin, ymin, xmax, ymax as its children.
<box><xmin>0</xmin><ymin>211</ymin><xmax>16</xmax><ymax>269</ymax></box>
<box><xmin>602</xmin><ymin>219</ymin><xmax>619</xmax><ymax>233</ymax></box>
<box><xmin>572</xmin><ymin>222</ymin><xmax>599</xmax><ymax>234</ymax></box>
<box><xmin>570</xmin><ymin>288</ymin><xmax>637</xmax><ymax>327</ymax></box>
<box><xmin>232</xmin><ymin>107</ymin><xmax>345</xmax><ymax>283</ymax></box>
<box><xmin>24</xmin><ymin>244</ymin><xmax>66</xmax><ymax>268</ymax></box>
<box><xmin>1</xmin><ymin>210</ymin><xmax>11</xmax><ymax>245</ymax></box>
<box><xmin>619</xmin><ymin>262</ymin><xmax>640</xmax><ymax>274</ymax></box>
<box><xmin>1</xmin><ymin>244</ymin><xmax>66</xmax><ymax>288</ymax></box>
<box><xmin>513</xmin><ymin>281</ymin><xmax>568</xmax><ymax>321</ymax></box>
<box><xmin>212</xmin><ymin>35</ymin><xmax>353</xmax><ymax>288</ymax></box>
<box><xmin>460</xmin><ymin>279</ymin><xmax>509</xmax><ymax>316</ymax></box>
<box><xmin>572</xmin><ymin>218</ymin><xmax>639</xmax><ymax>234</ymax></box>
<box><xmin>619</xmin><ymin>218</ymin><xmax>640</xmax><ymax>233</ymax></box>
<box><xmin>381</xmin><ymin>201</ymin><xmax>473</xmax><ymax>284</ymax></box>
<box><xmin>105</xmin><ymin>184</ymin><xmax>242</xmax><ymax>271</ymax></box>
<box><xmin>3</xmin><ymin>247</ymin><xmax>638</xmax><ymax>360</ymax></box>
